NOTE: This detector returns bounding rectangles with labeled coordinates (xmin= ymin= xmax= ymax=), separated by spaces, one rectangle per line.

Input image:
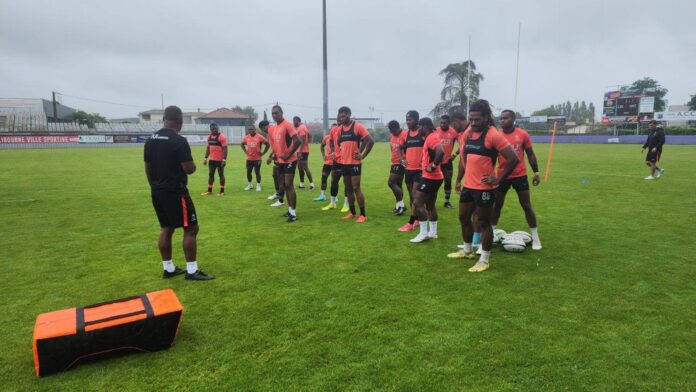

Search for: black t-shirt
xmin=144 ymin=128 xmax=193 ymax=191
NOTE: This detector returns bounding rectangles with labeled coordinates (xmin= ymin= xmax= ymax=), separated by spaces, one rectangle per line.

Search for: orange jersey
xmin=268 ymin=119 xmax=298 ymax=164
xmin=242 ymin=133 xmax=267 ymax=161
xmin=321 ymin=134 xmax=334 ymax=164
xmin=334 ymin=121 xmax=370 ymax=165
xmin=207 ymin=133 xmax=227 ymax=161
xmin=403 ymin=129 xmax=425 ymax=170
xmin=389 ymin=131 xmax=404 ymax=165
xmin=436 ymin=127 xmax=457 ymax=163
xmin=497 ymin=127 xmax=532 ymax=179
xmin=421 ymin=132 xmax=444 ymax=180
xmin=297 ymin=124 xmax=310 ymax=153
xmin=459 ymin=126 xmax=511 ymax=190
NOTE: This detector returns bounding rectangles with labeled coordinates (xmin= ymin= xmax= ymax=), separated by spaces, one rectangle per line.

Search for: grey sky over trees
xmin=1 ymin=0 xmax=694 ymax=122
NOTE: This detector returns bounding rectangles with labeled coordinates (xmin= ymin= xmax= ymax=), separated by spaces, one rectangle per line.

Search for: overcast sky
xmin=1 ymin=0 xmax=694 ymax=122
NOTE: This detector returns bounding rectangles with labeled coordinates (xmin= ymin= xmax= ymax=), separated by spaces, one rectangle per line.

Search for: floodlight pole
xmin=322 ymin=0 xmax=329 ymax=136
xmin=466 ymin=35 xmax=471 ymax=116
xmin=52 ymin=91 xmax=58 ymax=122
xmin=514 ymin=22 xmax=521 ymax=113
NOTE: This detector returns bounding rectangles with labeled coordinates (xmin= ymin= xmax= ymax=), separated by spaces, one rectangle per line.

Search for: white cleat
xmin=644 ymin=175 xmax=654 ymax=180
xmin=532 ymin=240 xmax=542 ymax=250
xmin=256 ymin=184 xmax=262 ymax=191
xmin=410 ymin=233 xmax=429 ymax=243
xmin=428 ymin=233 xmax=438 ymax=239
xmin=267 ymin=193 xmax=279 ymax=200
xmin=244 ymin=185 xmax=252 ymax=191
xmin=476 ymin=246 xmax=483 ymax=255
xmin=270 ymin=200 xmax=284 ymax=207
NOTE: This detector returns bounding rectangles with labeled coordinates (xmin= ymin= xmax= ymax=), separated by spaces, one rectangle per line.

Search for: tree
xmin=630 ymin=77 xmax=668 ymax=112
xmin=72 ymin=110 xmax=107 ymax=128
xmin=688 ymin=95 xmax=696 ymax=111
xmin=263 ymin=110 xmax=268 ymax=122
xmin=430 ymin=61 xmax=484 ymax=117
xmin=232 ymin=105 xmax=258 ymax=123
xmin=588 ymin=102 xmax=596 ymax=122
xmin=531 ymin=106 xmax=558 ymax=117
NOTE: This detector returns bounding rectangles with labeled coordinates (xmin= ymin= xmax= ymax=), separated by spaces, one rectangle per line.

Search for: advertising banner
xmin=530 ymin=115 xmax=547 ymax=123
xmin=113 ymin=135 xmax=131 ymax=143
xmin=79 ymin=135 xmax=107 ymax=143
xmin=654 ymin=111 xmax=696 ymax=121
xmin=0 ymin=135 xmax=79 ymax=144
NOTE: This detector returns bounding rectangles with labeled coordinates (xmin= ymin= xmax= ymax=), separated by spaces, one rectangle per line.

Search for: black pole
xmin=52 ymin=91 xmax=58 ymax=122
xmin=322 ymin=0 xmax=329 ymax=136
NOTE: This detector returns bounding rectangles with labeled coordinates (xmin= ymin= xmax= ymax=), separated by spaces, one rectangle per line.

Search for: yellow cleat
xmin=447 ymin=250 xmax=476 ymax=259
xmin=468 ymin=260 xmax=490 ymax=272
xmin=340 ymin=205 xmax=350 ymax=213
xmin=322 ymin=203 xmax=336 ymax=211
xmin=201 ymin=191 xmax=213 ymax=196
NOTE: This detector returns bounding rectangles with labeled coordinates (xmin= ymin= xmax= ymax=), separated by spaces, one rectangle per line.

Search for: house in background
xmin=138 ymin=109 xmax=205 ymax=124
xmin=195 ymin=108 xmax=252 ymax=127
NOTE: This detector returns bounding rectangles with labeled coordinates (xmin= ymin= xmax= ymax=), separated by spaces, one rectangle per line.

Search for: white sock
xmin=462 ymin=242 xmax=472 ymax=253
xmin=331 ymin=196 xmax=337 ymax=203
xmin=289 ymin=207 xmax=296 ymax=216
xmin=299 ymin=182 xmax=304 ymax=187
xmin=186 ymin=261 xmax=198 ymax=274
xmin=531 ymin=227 xmax=540 ymax=242
xmin=343 ymin=197 xmax=348 ymax=206
xmin=419 ymin=221 xmax=428 ymax=236
xmin=321 ymin=190 xmax=326 ymax=197
xmin=310 ymin=182 xmax=315 ymax=187
xmin=162 ymin=260 xmax=174 ymax=272
xmin=248 ymin=182 xmax=252 ymax=187
xmin=397 ymin=200 xmax=404 ymax=208
xmin=491 ymin=225 xmax=496 ymax=231
xmin=428 ymin=221 xmax=438 ymax=235
xmin=479 ymin=251 xmax=491 ymax=263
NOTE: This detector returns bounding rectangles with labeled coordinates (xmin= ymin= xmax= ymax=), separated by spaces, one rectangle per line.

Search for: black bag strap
xmin=76 ymin=294 xmax=154 ymax=333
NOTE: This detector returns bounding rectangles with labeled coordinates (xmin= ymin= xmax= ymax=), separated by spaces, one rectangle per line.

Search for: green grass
xmin=1 ymin=143 xmax=695 ymax=391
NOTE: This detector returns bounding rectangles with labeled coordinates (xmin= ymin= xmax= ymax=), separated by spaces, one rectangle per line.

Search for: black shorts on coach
xmin=646 ymin=150 xmax=661 ymax=163
xmin=151 ymin=189 xmax=197 ymax=229
xmin=459 ymin=187 xmax=496 ymax=207
xmin=498 ymin=175 xmax=530 ymax=194
xmin=417 ymin=178 xmax=443 ymax=195
xmin=390 ymin=164 xmax=405 ymax=175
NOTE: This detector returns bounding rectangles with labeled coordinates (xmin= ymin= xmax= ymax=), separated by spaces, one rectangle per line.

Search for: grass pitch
xmin=1 ymin=143 xmax=695 ymax=391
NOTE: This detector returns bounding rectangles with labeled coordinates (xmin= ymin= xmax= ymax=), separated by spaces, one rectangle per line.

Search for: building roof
xmin=139 ymin=109 xmax=205 ymax=117
xmin=198 ymin=107 xmax=250 ymax=119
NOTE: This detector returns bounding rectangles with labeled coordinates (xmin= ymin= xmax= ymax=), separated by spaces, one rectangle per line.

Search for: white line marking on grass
xmin=0 ymin=199 xmax=38 ymax=204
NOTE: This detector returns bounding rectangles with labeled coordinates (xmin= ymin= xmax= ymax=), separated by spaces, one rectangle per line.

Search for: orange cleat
xmin=356 ymin=215 xmax=367 ymax=223
xmin=342 ymin=213 xmax=356 ymax=220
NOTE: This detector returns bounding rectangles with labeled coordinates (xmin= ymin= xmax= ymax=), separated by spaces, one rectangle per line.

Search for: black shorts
xmin=416 ymin=178 xmax=443 ymax=195
xmin=209 ymin=160 xmax=224 ymax=170
xmin=390 ymin=164 xmax=405 ymax=175
xmin=405 ymin=169 xmax=422 ymax=185
xmin=459 ymin=187 xmax=496 ymax=207
xmin=440 ymin=161 xmax=454 ymax=172
xmin=498 ymin=176 xmax=529 ymax=194
xmin=322 ymin=164 xmax=333 ymax=176
xmin=151 ymin=189 xmax=197 ymax=229
xmin=342 ymin=164 xmax=362 ymax=177
xmin=246 ymin=160 xmax=262 ymax=169
xmin=278 ymin=162 xmax=297 ymax=174
xmin=646 ymin=150 xmax=661 ymax=163
xmin=299 ymin=152 xmax=310 ymax=161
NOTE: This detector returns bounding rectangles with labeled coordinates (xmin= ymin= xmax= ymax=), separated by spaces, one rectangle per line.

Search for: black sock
xmin=360 ymin=207 xmax=366 ymax=217
xmin=409 ymin=215 xmax=416 ymax=224
xmin=207 ymin=185 xmax=212 ymax=192
xmin=349 ymin=205 xmax=356 ymax=215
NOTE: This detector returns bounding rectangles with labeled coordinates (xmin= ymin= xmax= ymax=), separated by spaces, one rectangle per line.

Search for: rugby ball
xmin=509 ymin=231 xmax=532 ymax=244
xmin=493 ymin=229 xmax=507 ymax=244
xmin=501 ymin=237 xmax=526 ymax=253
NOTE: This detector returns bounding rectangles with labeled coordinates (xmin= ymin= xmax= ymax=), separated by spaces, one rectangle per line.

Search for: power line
xmin=56 ymin=92 xmax=155 ymax=109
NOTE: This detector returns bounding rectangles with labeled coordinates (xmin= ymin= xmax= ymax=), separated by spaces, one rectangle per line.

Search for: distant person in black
xmin=642 ymin=120 xmax=665 ymax=180
xmin=144 ymin=106 xmax=214 ymax=281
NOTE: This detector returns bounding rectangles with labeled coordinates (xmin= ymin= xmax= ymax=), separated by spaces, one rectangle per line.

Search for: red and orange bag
xmin=33 ymin=289 xmax=183 ymax=377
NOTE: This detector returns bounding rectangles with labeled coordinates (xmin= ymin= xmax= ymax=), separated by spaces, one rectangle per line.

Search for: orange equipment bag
xmin=33 ymin=289 xmax=183 ymax=377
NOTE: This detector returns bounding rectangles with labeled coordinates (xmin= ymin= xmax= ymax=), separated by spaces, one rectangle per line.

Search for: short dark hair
xmin=649 ymin=119 xmax=659 ymax=124
xmin=209 ymin=122 xmax=218 ymax=127
xmin=406 ymin=110 xmax=419 ymax=121
xmin=440 ymin=114 xmax=450 ymax=121
xmin=258 ymin=120 xmax=269 ymax=128
xmin=451 ymin=112 xmax=466 ymax=121
xmin=387 ymin=120 xmax=400 ymax=131
xmin=501 ymin=110 xmax=516 ymax=119
xmin=163 ymin=106 xmax=183 ymax=122
xmin=338 ymin=106 xmax=351 ymax=115
xmin=272 ymin=105 xmax=283 ymax=114
xmin=293 ymin=116 xmax=301 ymax=122
xmin=418 ymin=117 xmax=435 ymax=131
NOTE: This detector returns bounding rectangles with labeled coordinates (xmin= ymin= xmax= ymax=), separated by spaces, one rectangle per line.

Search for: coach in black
xmin=641 ymin=120 xmax=666 ymax=180
xmin=144 ymin=106 xmax=214 ymax=281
